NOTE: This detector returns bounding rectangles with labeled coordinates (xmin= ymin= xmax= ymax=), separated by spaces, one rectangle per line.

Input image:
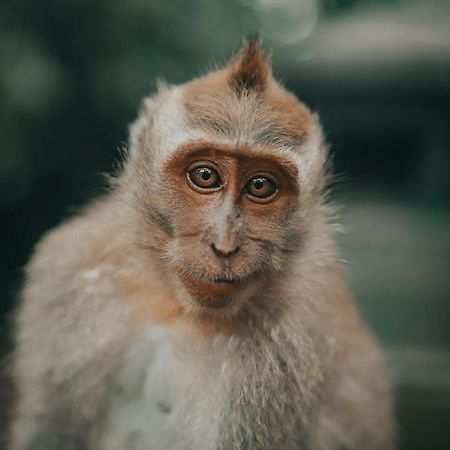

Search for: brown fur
xmin=121 ymin=272 xmax=182 ymax=324
xmin=9 ymin=40 xmax=395 ymax=450
xmin=184 ymin=40 xmax=313 ymax=148
xmin=229 ymin=38 xmax=270 ymax=93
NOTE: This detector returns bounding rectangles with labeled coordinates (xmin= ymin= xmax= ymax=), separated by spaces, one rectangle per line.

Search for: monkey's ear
xmin=228 ymin=38 xmax=271 ymax=94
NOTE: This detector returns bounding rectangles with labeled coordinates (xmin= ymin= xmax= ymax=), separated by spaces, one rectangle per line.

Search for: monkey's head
xmin=120 ymin=40 xmax=328 ymax=318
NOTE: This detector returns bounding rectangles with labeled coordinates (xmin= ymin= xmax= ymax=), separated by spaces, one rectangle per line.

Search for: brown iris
xmin=187 ymin=164 xmax=222 ymax=191
xmin=244 ymin=175 xmax=278 ymax=200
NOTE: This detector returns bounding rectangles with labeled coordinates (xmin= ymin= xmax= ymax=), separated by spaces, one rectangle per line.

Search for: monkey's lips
xmin=178 ymin=271 xmax=248 ymax=308
xmin=205 ymin=275 xmax=243 ymax=285
xmin=177 ymin=266 xmax=248 ymax=284
xmin=186 ymin=272 xmax=248 ymax=287
xmin=186 ymin=273 xmax=243 ymax=287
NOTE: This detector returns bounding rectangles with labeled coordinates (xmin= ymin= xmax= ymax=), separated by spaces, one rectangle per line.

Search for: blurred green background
xmin=1 ymin=0 xmax=449 ymax=448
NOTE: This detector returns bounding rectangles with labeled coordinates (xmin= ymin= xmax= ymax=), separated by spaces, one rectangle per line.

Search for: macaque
xmin=9 ymin=40 xmax=394 ymax=450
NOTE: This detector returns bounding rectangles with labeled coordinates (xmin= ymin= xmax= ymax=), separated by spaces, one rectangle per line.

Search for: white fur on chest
xmin=96 ymin=323 xmax=307 ymax=450
xmin=97 ymin=326 xmax=183 ymax=450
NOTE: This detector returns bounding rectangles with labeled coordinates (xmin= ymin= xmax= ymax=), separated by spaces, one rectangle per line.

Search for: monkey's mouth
xmin=181 ymin=268 xmax=263 ymax=287
xmin=176 ymin=266 xmax=244 ymax=285
xmin=179 ymin=269 xmax=264 ymax=312
xmin=208 ymin=276 xmax=242 ymax=285
xmin=179 ymin=271 xmax=246 ymax=298
xmin=196 ymin=270 xmax=259 ymax=286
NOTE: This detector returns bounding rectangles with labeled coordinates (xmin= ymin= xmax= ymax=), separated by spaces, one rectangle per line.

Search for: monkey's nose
xmin=211 ymin=243 xmax=240 ymax=259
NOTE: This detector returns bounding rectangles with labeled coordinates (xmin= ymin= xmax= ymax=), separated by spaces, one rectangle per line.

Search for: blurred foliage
xmin=0 ymin=0 xmax=407 ymax=300
xmin=0 ymin=0 xmax=449 ymax=448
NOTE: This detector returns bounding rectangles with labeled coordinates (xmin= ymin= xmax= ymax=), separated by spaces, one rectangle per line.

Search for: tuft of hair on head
xmin=228 ymin=37 xmax=271 ymax=95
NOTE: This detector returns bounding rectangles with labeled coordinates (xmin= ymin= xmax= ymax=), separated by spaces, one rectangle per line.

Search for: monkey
xmin=9 ymin=39 xmax=395 ymax=450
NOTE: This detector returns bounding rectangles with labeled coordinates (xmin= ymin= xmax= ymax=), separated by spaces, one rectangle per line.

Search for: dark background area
xmin=1 ymin=0 xmax=449 ymax=448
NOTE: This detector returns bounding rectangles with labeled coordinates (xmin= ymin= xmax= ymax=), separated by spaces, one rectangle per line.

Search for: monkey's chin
xmin=177 ymin=272 xmax=253 ymax=314
xmin=194 ymin=296 xmax=232 ymax=309
xmin=181 ymin=275 xmax=242 ymax=300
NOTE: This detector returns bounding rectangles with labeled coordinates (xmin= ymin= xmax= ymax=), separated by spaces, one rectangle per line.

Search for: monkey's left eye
xmin=244 ymin=176 xmax=278 ymax=201
xmin=187 ymin=165 xmax=222 ymax=191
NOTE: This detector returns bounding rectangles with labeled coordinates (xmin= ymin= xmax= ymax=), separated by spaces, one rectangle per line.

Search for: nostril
xmin=211 ymin=243 xmax=240 ymax=258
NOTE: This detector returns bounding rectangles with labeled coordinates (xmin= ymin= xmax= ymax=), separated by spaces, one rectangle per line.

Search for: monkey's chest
xmin=95 ymin=326 xmax=305 ymax=450
xmin=96 ymin=327 xmax=183 ymax=450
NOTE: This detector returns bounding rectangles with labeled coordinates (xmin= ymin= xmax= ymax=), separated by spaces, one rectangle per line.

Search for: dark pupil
xmin=199 ymin=168 xmax=211 ymax=180
xmin=253 ymin=179 xmax=264 ymax=189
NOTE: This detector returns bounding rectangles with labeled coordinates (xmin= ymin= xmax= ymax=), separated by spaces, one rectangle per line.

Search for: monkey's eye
xmin=187 ymin=165 xmax=222 ymax=191
xmin=244 ymin=176 xmax=278 ymax=201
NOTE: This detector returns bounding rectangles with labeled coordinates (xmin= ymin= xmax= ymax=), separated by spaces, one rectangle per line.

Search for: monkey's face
xmin=161 ymin=142 xmax=301 ymax=311
xmin=125 ymin=40 xmax=326 ymax=316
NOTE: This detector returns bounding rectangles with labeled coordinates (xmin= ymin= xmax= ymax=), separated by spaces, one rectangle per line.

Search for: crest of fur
xmin=229 ymin=38 xmax=270 ymax=94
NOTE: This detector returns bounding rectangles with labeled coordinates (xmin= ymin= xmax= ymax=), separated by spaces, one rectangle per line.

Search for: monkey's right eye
xmin=187 ymin=165 xmax=222 ymax=191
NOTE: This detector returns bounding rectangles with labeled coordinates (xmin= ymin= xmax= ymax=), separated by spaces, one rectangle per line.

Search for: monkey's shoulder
xmin=29 ymin=195 xmax=120 ymax=270
xmin=21 ymin=195 xmax=126 ymax=303
xmin=15 ymin=195 xmax=133 ymax=360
